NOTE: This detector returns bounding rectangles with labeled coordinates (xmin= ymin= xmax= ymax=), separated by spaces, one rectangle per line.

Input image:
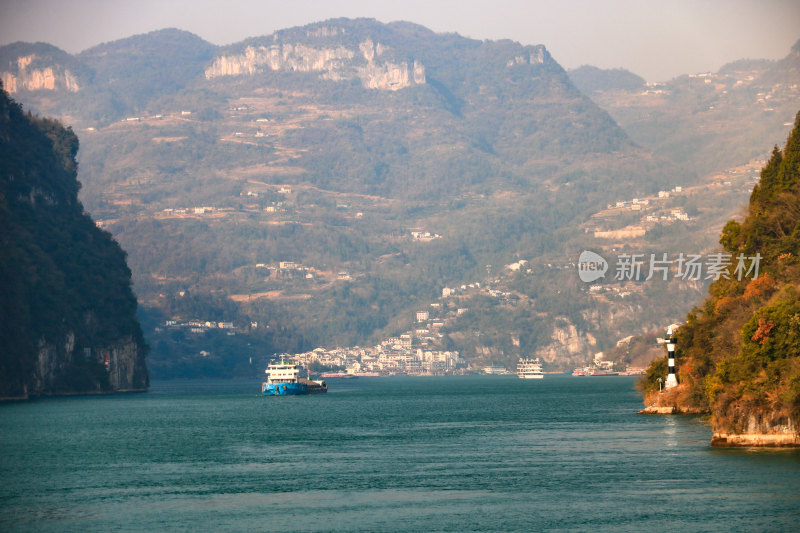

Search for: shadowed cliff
xmin=0 ymin=86 xmax=148 ymax=399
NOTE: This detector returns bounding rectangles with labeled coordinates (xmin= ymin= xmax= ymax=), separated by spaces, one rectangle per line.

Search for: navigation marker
xmin=665 ymin=326 xmax=678 ymax=389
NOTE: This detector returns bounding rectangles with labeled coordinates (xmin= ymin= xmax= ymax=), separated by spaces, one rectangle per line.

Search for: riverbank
xmin=711 ymin=432 xmax=800 ymax=447
xmin=639 ymin=387 xmax=800 ymax=447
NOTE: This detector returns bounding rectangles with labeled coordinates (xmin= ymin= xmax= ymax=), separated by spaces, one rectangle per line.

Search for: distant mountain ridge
xmin=4 ymin=19 xmax=780 ymax=378
xmin=0 ymin=20 xmax=701 ymax=378
xmin=583 ymin=38 xmax=800 ymax=177
xmin=0 ymin=18 xmax=646 ymax=200
xmin=567 ymin=65 xmax=645 ymax=94
xmin=0 ymin=20 xmax=629 ymax=158
xmin=78 ymin=28 xmax=217 ymax=112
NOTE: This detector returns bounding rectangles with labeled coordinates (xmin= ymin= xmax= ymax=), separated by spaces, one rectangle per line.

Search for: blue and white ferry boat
xmin=262 ymin=359 xmax=327 ymax=396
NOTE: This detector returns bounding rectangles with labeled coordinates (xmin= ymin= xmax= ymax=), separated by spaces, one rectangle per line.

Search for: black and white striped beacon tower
xmin=665 ymin=326 xmax=678 ymax=389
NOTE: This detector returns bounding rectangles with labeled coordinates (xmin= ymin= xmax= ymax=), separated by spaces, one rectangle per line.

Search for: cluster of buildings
xmin=284 ymin=290 xmax=494 ymax=375
xmin=286 ymin=273 xmax=536 ymax=375
xmin=253 ymin=261 xmax=352 ymax=281
xmin=289 ymin=336 xmax=465 ymax=376
xmin=588 ymin=285 xmax=633 ymax=298
xmin=606 ymin=185 xmax=685 ymax=215
xmin=410 ymin=230 xmax=441 ymax=241
xmin=161 ymin=206 xmax=217 ymax=215
xmin=122 ymin=111 xmax=187 ymax=123
xmin=646 ymin=209 xmax=689 ymax=222
xmin=589 ymin=185 xmax=692 ymax=238
xmin=159 ymin=319 xmax=244 ymax=335
xmin=441 ymin=282 xmax=513 ymax=301
xmin=240 ymin=191 xmax=287 ymax=212
xmin=442 ymin=283 xmax=479 ymax=298
xmin=252 ymin=261 xmax=318 ymax=280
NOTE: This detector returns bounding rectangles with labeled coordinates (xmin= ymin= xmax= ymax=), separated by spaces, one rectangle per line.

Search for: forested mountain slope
xmin=0 ymin=88 xmax=148 ymax=398
xmin=2 ymin=20 xmax=795 ymax=378
xmin=641 ymin=111 xmax=800 ymax=446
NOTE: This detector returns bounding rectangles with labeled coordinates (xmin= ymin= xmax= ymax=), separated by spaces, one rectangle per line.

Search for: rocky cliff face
xmin=0 ymin=88 xmax=148 ymax=400
xmin=531 ymin=301 xmax=669 ymax=369
xmin=1 ymin=54 xmax=80 ymax=93
xmin=205 ymin=38 xmax=426 ymax=91
xmin=711 ymin=414 xmax=800 ymax=447
xmin=532 ymin=319 xmax=597 ymax=367
xmin=505 ymin=46 xmax=546 ymax=67
xmin=29 ymin=335 xmax=146 ymax=396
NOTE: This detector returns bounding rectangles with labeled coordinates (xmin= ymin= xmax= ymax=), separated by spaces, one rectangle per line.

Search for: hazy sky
xmin=1 ymin=0 xmax=798 ymax=81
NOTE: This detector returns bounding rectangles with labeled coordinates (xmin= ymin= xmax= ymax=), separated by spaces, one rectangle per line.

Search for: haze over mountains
xmin=576 ymin=39 xmax=800 ymax=177
xmin=1 ymin=19 xmax=797 ymax=377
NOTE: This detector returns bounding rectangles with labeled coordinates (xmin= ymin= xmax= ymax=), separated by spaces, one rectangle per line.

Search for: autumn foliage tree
xmin=642 ymin=110 xmax=800 ymax=433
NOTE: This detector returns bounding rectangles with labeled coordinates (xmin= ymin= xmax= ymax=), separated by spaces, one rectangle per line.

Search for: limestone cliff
xmin=505 ymin=46 xmax=546 ymax=67
xmin=0 ymin=88 xmax=148 ymax=399
xmin=29 ymin=334 xmax=147 ymax=397
xmin=0 ymin=44 xmax=84 ymax=94
xmin=531 ymin=300 xmax=671 ymax=370
xmin=205 ymin=37 xmax=426 ymax=91
xmin=532 ymin=319 xmax=597 ymax=367
xmin=711 ymin=415 xmax=800 ymax=447
xmin=0 ymin=54 xmax=80 ymax=93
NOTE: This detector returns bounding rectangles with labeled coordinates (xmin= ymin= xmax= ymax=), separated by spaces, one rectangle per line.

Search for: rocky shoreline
xmin=711 ymin=432 xmax=800 ymax=447
xmin=640 ymin=405 xmax=800 ymax=447
xmin=638 ymin=387 xmax=708 ymax=416
xmin=710 ymin=414 xmax=800 ymax=447
xmin=640 ymin=389 xmax=800 ymax=447
xmin=638 ymin=405 xmax=703 ymax=415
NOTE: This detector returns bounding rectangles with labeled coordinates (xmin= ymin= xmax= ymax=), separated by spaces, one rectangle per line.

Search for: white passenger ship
xmin=517 ymin=357 xmax=544 ymax=379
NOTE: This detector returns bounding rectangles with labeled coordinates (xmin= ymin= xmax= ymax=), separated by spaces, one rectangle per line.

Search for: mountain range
xmin=578 ymin=39 xmax=800 ymax=176
xmin=1 ymin=19 xmax=797 ymax=377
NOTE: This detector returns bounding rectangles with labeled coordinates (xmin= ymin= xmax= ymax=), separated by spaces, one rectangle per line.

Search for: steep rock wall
xmin=26 ymin=334 xmax=147 ymax=397
xmin=532 ymin=319 xmax=597 ymax=367
xmin=102 ymin=337 xmax=149 ymax=391
xmin=205 ymin=39 xmax=426 ymax=91
xmin=1 ymin=55 xmax=80 ymax=93
xmin=0 ymin=88 xmax=148 ymax=400
xmin=712 ymin=415 xmax=800 ymax=447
